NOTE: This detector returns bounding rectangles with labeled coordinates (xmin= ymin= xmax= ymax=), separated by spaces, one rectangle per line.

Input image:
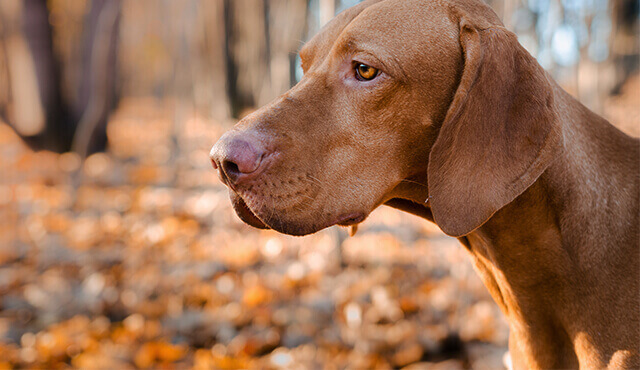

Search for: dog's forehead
xmin=301 ymin=0 xmax=458 ymax=68
xmin=341 ymin=1 xmax=458 ymax=50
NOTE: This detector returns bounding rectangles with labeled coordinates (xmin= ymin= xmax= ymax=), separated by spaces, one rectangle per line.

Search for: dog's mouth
xmin=228 ymin=190 xmax=365 ymax=235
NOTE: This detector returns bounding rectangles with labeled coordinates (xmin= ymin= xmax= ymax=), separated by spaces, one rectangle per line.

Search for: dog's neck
xmin=387 ymin=88 xmax=639 ymax=369
xmin=387 ymin=177 xmax=582 ymax=368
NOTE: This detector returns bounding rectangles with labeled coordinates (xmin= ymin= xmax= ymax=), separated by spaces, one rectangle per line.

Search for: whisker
xmin=291 ymin=204 xmax=307 ymax=213
xmin=300 ymin=193 xmax=315 ymax=202
xmin=266 ymin=199 xmax=277 ymax=225
xmin=306 ymin=174 xmax=324 ymax=186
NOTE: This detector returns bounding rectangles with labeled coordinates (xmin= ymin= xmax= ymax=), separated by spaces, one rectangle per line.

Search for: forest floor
xmin=0 ymin=74 xmax=637 ymax=369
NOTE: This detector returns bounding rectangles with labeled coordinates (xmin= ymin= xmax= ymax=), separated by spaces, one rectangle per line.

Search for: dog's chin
xmin=229 ymin=192 xmax=365 ymax=236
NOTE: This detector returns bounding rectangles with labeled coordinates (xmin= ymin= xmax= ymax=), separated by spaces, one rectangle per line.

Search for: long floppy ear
xmin=427 ymin=20 xmax=561 ymax=237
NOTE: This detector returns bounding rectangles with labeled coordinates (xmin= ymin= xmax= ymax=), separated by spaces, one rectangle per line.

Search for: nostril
xmin=222 ymin=159 xmax=241 ymax=180
xmin=211 ymin=136 xmax=265 ymax=184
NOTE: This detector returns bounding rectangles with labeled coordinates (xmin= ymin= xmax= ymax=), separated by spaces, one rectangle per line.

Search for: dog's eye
xmin=355 ymin=63 xmax=379 ymax=81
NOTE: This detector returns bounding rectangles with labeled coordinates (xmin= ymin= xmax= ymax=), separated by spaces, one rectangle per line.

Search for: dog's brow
xmin=333 ymin=37 xmax=403 ymax=80
xmin=299 ymin=46 xmax=309 ymax=61
xmin=335 ymin=37 xmax=358 ymax=55
xmin=299 ymin=45 xmax=313 ymax=71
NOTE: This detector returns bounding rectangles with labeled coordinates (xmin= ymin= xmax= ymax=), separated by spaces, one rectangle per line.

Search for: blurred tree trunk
xmin=611 ymin=0 xmax=639 ymax=92
xmin=71 ymin=0 xmax=121 ymax=158
xmin=225 ymin=0 xmax=269 ymax=117
xmin=1 ymin=0 xmax=73 ymax=152
xmin=319 ymin=0 xmax=335 ymax=26
xmin=0 ymin=0 xmax=120 ymax=156
xmin=198 ymin=0 xmax=230 ymax=122
xmin=225 ymin=0 xmax=307 ymax=118
xmin=268 ymin=0 xmax=308 ymax=97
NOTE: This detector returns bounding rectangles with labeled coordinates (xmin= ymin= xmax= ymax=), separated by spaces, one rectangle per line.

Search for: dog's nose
xmin=210 ymin=134 xmax=264 ymax=184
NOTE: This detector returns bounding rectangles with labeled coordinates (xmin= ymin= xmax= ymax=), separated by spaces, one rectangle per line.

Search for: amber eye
xmin=355 ymin=63 xmax=379 ymax=81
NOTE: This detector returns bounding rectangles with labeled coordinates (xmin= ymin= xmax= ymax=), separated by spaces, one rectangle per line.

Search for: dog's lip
xmin=335 ymin=213 xmax=365 ymax=226
xmin=230 ymin=192 xmax=270 ymax=230
xmin=229 ymin=189 xmax=365 ymax=234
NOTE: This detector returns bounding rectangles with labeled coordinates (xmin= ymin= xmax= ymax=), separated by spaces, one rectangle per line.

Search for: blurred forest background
xmin=0 ymin=0 xmax=638 ymax=368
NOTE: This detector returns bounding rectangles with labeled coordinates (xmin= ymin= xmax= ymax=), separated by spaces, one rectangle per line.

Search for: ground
xmin=0 ymin=75 xmax=637 ymax=369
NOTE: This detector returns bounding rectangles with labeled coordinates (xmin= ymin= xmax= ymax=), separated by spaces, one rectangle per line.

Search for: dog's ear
xmin=427 ymin=20 xmax=561 ymax=237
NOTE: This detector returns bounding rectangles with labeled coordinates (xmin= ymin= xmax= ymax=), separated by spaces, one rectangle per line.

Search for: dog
xmin=210 ymin=0 xmax=640 ymax=367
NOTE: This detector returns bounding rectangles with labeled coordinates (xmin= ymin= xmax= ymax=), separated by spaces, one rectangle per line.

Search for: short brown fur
xmin=211 ymin=0 xmax=640 ymax=368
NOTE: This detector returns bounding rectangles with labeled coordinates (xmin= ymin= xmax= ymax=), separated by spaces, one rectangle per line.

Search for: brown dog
xmin=210 ymin=0 xmax=640 ymax=368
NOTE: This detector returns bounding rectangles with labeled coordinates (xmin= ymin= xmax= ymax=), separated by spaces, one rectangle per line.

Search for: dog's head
xmin=210 ymin=0 xmax=560 ymax=237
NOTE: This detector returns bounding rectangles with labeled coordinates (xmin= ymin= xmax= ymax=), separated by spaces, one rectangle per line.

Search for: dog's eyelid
xmin=352 ymin=59 xmax=375 ymax=67
xmin=351 ymin=52 xmax=381 ymax=67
